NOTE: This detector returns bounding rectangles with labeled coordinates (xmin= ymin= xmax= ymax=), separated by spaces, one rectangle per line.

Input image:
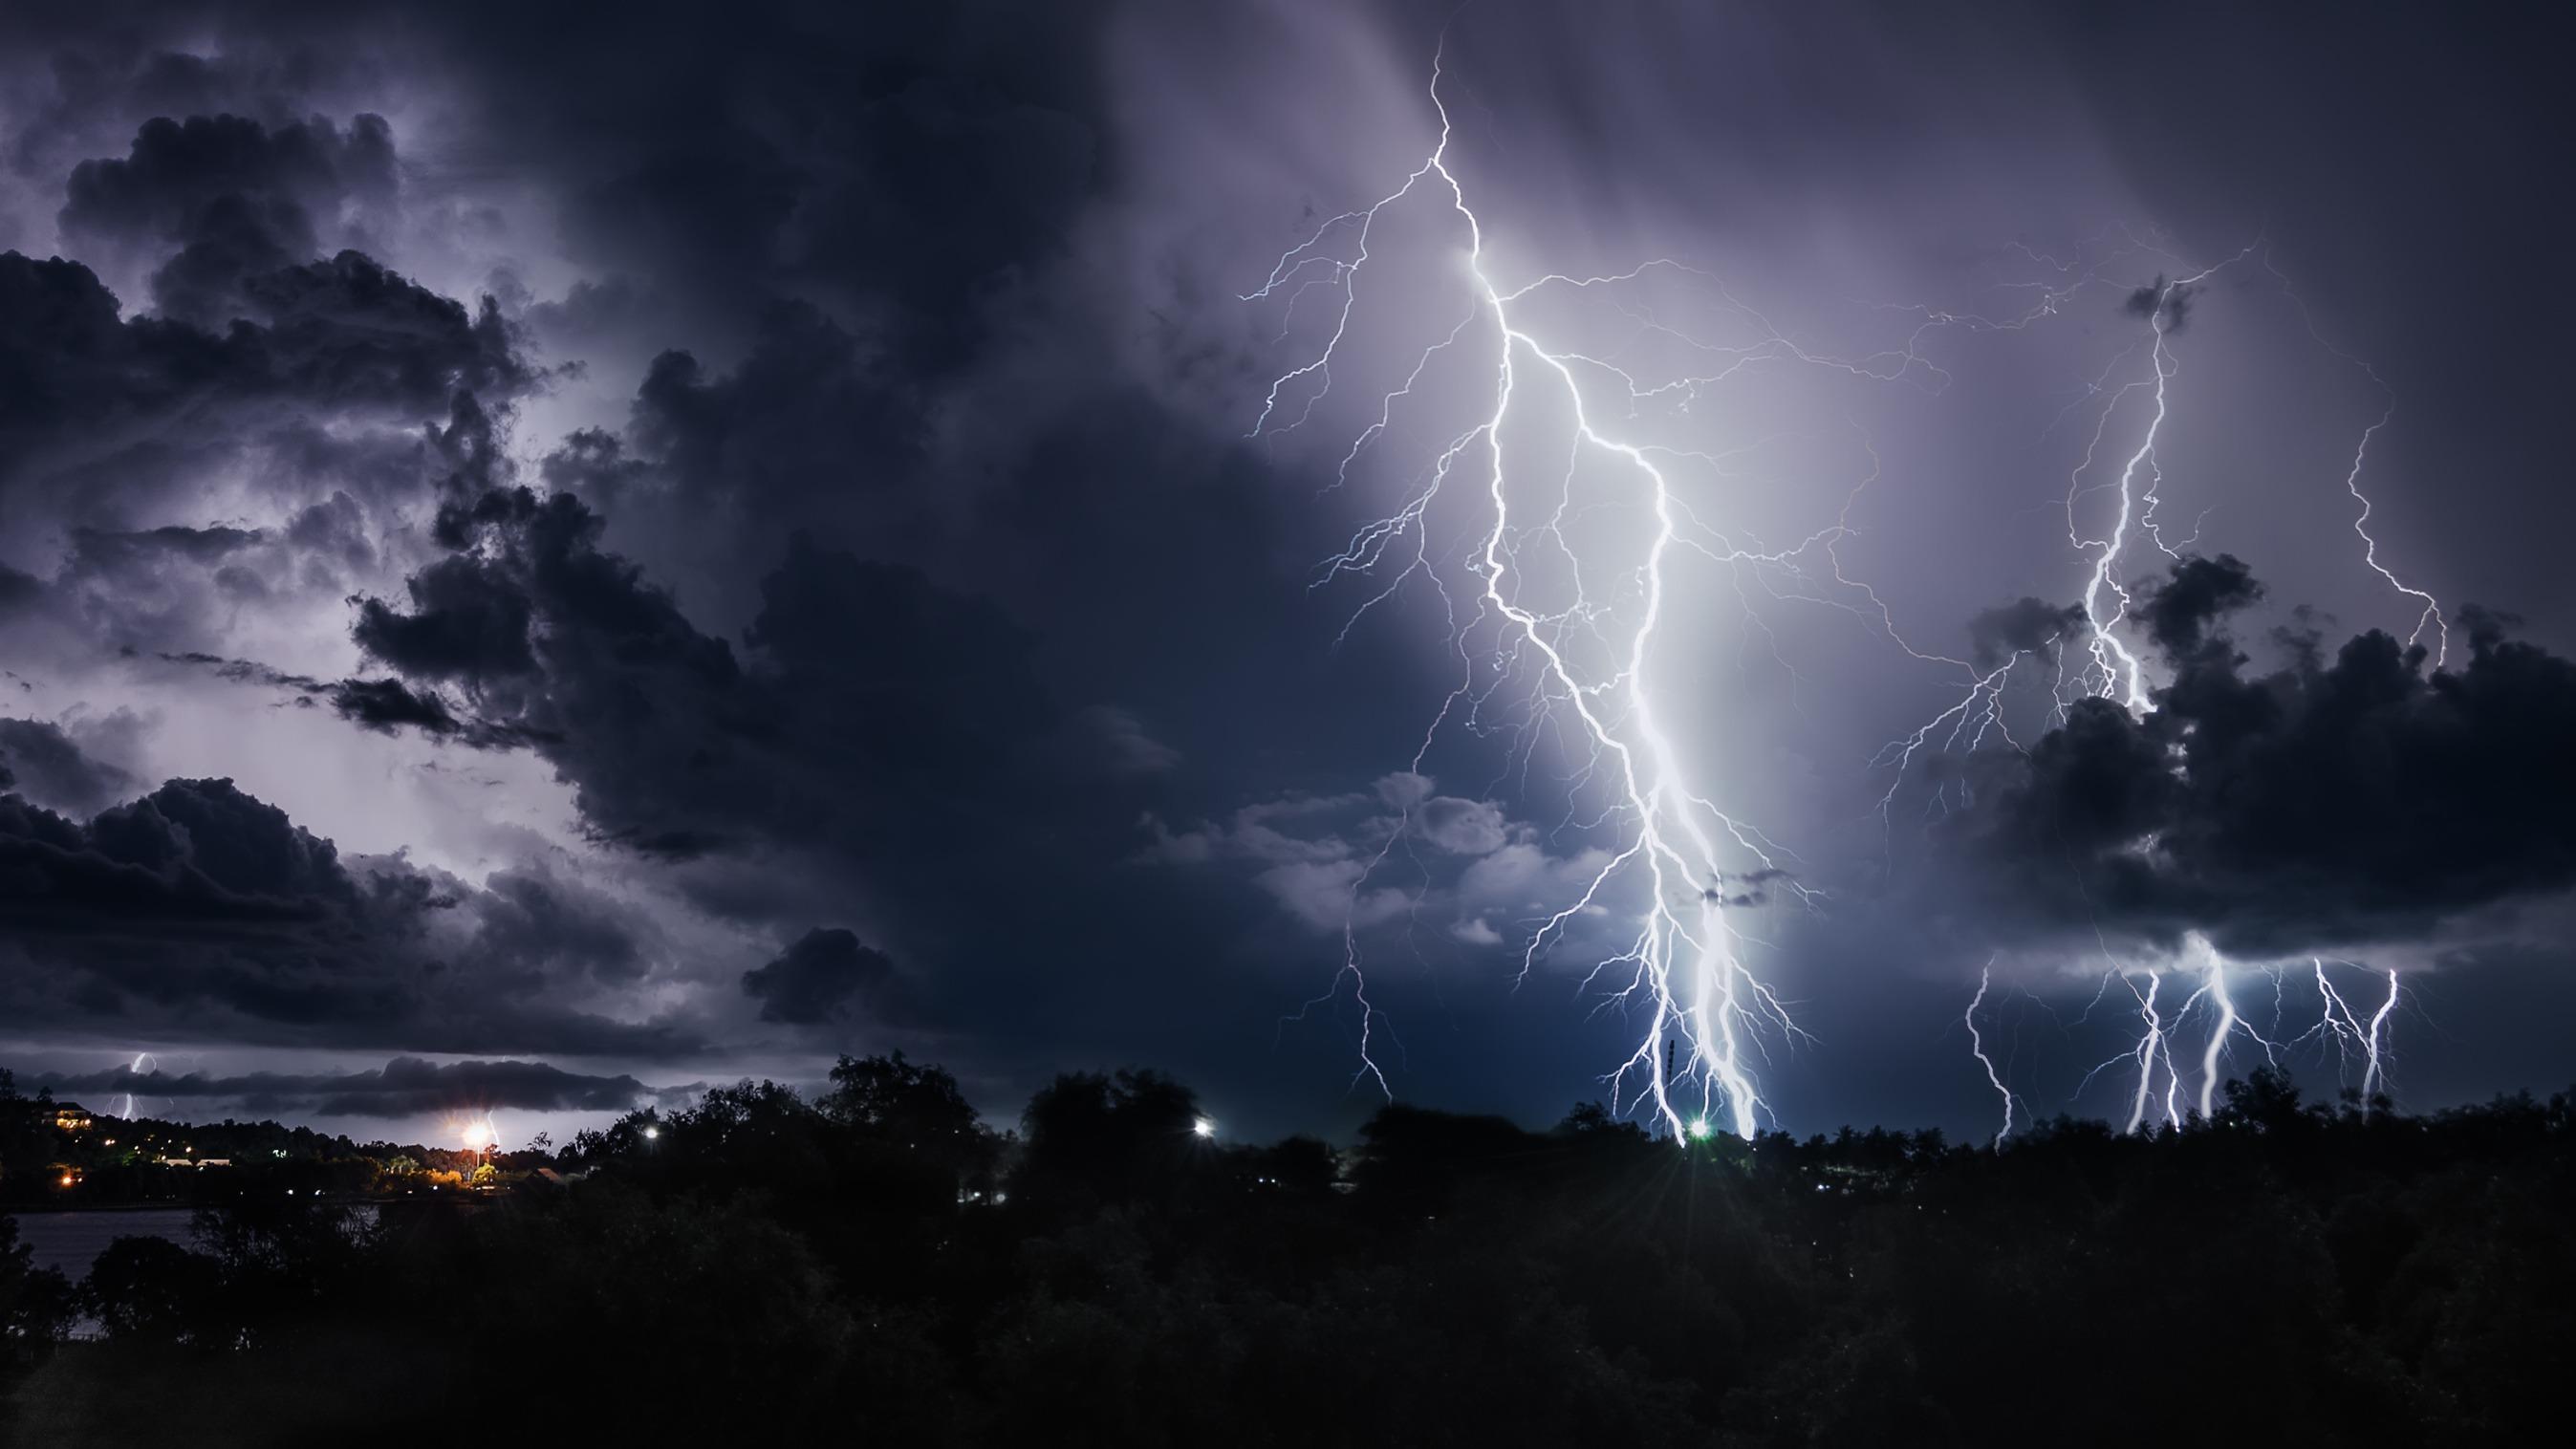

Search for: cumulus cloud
xmin=59 ymin=112 xmax=400 ymax=323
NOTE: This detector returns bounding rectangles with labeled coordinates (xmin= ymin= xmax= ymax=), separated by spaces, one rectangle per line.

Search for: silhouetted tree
xmin=81 ymin=1236 xmax=223 ymax=1345
xmin=821 ymin=1051 xmax=1000 ymax=1202
xmin=1015 ymin=1069 xmax=1205 ymax=1206
xmin=3 ymin=1215 xmax=73 ymax=1387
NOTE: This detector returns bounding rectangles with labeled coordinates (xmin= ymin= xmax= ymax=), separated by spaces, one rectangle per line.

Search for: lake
xmin=9 ymin=1207 xmax=202 ymax=1280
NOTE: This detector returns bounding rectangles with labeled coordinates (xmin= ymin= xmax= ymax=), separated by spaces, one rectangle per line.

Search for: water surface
xmin=9 ymin=1208 xmax=200 ymax=1280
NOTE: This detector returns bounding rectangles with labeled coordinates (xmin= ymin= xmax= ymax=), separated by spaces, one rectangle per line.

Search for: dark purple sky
xmin=2 ymin=0 xmax=2570 ymax=1150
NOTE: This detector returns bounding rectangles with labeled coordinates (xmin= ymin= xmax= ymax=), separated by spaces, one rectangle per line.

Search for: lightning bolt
xmin=1886 ymin=238 xmax=2451 ymax=783
xmin=117 ymin=1050 xmax=157 ymax=1119
xmin=1245 ymin=46 xmax=1931 ymax=1140
xmin=2060 ymin=941 xmax=2397 ymax=1134
xmin=1965 ymin=962 xmax=2018 ymax=1146
xmin=2299 ymin=957 xmax=2400 ymax=1106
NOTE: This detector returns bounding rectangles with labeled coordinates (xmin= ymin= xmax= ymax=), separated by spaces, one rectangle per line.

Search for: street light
xmin=1192 ymin=1116 xmax=1217 ymax=1140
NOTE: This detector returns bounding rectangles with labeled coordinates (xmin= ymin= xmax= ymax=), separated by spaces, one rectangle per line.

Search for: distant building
xmin=53 ymin=1102 xmax=93 ymax=1132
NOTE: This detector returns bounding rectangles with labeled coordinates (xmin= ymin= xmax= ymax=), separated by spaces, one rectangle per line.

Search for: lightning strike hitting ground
xmin=1245 ymin=51 xmax=1931 ymax=1140
xmin=1864 ymin=241 xmax=2445 ymax=1138
xmin=1964 ymin=963 xmax=2018 ymax=1145
xmin=2302 ymin=958 xmax=2400 ymax=1105
xmin=2057 ymin=944 xmax=2399 ymax=1143
xmin=116 ymin=1051 xmax=158 ymax=1120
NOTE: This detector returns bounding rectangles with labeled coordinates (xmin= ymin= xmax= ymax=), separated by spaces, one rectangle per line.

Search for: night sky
xmin=4 ymin=1 xmax=2571 ymax=1151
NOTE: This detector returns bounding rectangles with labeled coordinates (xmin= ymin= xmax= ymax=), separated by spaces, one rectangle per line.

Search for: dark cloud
xmin=0 ymin=249 xmax=529 ymax=539
xmin=463 ymin=5 xmax=1103 ymax=371
xmin=69 ymin=524 xmax=266 ymax=571
xmin=741 ymin=927 xmax=904 ymax=1026
xmin=2121 ymin=274 xmax=2195 ymax=332
xmin=471 ymin=864 xmax=649 ymax=987
xmin=41 ymin=1055 xmax=659 ymax=1117
xmin=611 ymin=303 xmax=929 ymax=558
xmin=1967 ymin=596 xmax=2089 ymax=669
xmin=346 ymin=487 xmax=1144 ymax=907
xmin=0 ymin=774 xmax=697 ymax=1058
xmin=152 ymin=652 xmax=552 ymax=749
xmin=0 ymin=248 xmax=521 ymax=432
xmin=1933 ymin=560 xmax=2576 ymax=954
xmin=354 ymin=555 xmax=539 ymax=681
xmin=0 ymin=717 xmax=136 ymax=816
xmin=2141 ymin=552 xmax=2262 ymax=658
xmin=60 ymin=112 xmax=398 ymax=322
xmin=325 ymin=676 xmax=464 ymax=733
xmin=241 ymin=251 xmax=528 ymax=404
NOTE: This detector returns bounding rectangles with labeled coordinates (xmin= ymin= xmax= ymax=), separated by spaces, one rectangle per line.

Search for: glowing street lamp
xmin=459 ymin=1114 xmax=499 ymax=1182
xmin=1191 ymin=1116 xmax=1217 ymax=1140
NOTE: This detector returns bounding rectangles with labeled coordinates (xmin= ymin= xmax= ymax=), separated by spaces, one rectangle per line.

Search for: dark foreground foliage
xmin=6 ymin=1060 xmax=2573 ymax=1446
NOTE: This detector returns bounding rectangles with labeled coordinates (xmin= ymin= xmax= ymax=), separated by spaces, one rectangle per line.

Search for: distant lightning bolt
xmin=117 ymin=1051 xmax=157 ymax=1119
xmin=1965 ymin=962 xmax=2017 ymax=1145
xmin=2264 ymin=251 xmax=2447 ymax=664
xmin=1872 ymin=244 xmax=2443 ymax=1128
xmin=2114 ymin=971 xmax=2176 ymax=1135
xmin=2057 ymin=943 xmax=2398 ymax=1134
xmin=2302 ymin=958 xmax=2400 ymax=1107
xmin=2339 ymin=405 xmax=2444 ymax=665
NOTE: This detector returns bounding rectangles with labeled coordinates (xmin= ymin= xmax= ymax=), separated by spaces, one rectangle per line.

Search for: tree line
xmin=6 ymin=1056 xmax=2573 ymax=1445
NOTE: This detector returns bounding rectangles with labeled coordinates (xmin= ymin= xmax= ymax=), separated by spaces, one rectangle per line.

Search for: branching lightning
xmin=1245 ymin=49 xmax=1919 ymax=1140
xmin=2301 ymin=958 xmax=2400 ymax=1105
xmin=1872 ymin=244 xmax=2444 ymax=1136
xmin=1250 ymin=45 xmax=2440 ymax=1144
xmin=2053 ymin=942 xmax=2404 ymax=1140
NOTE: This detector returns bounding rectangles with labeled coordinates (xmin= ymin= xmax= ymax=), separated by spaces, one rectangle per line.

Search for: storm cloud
xmin=0 ymin=774 xmax=700 ymax=1058
xmin=741 ymin=928 xmax=908 ymax=1027
xmin=40 ymin=1055 xmax=668 ymax=1118
xmin=0 ymin=0 xmax=2569 ymax=1144
xmin=1928 ymin=560 xmax=2576 ymax=955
